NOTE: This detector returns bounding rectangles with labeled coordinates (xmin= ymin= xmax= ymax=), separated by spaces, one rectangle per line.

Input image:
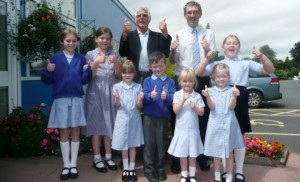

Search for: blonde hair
xmin=222 ymin=34 xmax=240 ymax=48
xmin=211 ymin=63 xmax=230 ymax=80
xmin=122 ymin=60 xmax=136 ymax=76
xmin=178 ymin=68 xmax=198 ymax=89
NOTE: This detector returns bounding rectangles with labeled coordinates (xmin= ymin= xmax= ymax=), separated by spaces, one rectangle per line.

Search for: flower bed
xmin=244 ymin=137 xmax=289 ymax=167
xmin=0 ymin=104 xmax=91 ymax=157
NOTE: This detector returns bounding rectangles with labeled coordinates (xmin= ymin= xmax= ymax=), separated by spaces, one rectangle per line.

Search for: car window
xmin=249 ymin=73 xmax=270 ymax=78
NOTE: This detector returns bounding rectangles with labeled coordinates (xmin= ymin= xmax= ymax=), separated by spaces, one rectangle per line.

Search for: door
xmin=0 ymin=0 xmax=9 ymax=118
xmin=0 ymin=0 xmax=18 ymax=118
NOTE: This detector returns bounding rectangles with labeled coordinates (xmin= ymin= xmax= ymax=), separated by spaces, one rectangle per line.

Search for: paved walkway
xmin=0 ymin=152 xmax=299 ymax=182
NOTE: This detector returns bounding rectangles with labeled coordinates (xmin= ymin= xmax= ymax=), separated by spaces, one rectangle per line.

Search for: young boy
xmin=142 ymin=51 xmax=176 ymax=182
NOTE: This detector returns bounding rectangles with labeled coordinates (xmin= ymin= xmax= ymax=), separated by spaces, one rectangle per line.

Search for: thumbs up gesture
xmin=252 ymin=46 xmax=263 ymax=58
xmin=150 ymin=85 xmax=157 ymax=99
xmin=113 ymin=89 xmax=120 ymax=99
xmin=159 ymin=18 xmax=168 ymax=37
xmin=202 ymin=85 xmax=209 ymax=97
xmin=83 ymin=62 xmax=89 ymax=71
xmin=232 ymin=85 xmax=240 ymax=97
xmin=122 ymin=18 xmax=132 ymax=39
xmin=161 ymin=86 xmax=167 ymax=100
xmin=183 ymin=91 xmax=190 ymax=101
xmin=170 ymin=34 xmax=179 ymax=51
xmin=46 ymin=59 xmax=55 ymax=72
xmin=94 ymin=53 xmax=105 ymax=65
xmin=138 ymin=89 xmax=144 ymax=100
xmin=201 ymin=35 xmax=210 ymax=54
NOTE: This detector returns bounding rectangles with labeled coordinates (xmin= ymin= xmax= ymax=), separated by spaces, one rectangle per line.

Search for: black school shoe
xmin=60 ymin=167 xmax=70 ymax=180
xmin=105 ymin=159 xmax=118 ymax=170
xmin=93 ymin=160 xmax=108 ymax=173
xmin=69 ymin=167 xmax=78 ymax=179
xmin=235 ymin=173 xmax=246 ymax=182
xmin=129 ymin=170 xmax=138 ymax=182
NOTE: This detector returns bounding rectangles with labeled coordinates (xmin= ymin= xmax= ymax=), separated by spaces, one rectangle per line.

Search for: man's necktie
xmin=192 ymin=28 xmax=200 ymax=69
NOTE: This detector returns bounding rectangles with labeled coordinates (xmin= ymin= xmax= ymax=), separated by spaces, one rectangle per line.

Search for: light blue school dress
xmin=111 ymin=81 xmax=144 ymax=150
xmin=168 ymin=89 xmax=205 ymax=157
xmin=204 ymin=86 xmax=245 ymax=158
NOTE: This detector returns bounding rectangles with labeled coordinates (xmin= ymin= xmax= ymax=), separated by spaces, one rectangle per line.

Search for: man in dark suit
xmin=119 ymin=7 xmax=172 ymax=83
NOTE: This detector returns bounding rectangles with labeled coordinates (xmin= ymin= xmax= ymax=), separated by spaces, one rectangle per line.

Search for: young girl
xmin=167 ymin=68 xmax=205 ymax=182
xmin=202 ymin=63 xmax=245 ymax=182
xmin=82 ymin=27 xmax=122 ymax=173
xmin=196 ymin=34 xmax=275 ymax=182
xmin=41 ymin=28 xmax=92 ymax=180
xmin=111 ymin=60 xmax=144 ymax=182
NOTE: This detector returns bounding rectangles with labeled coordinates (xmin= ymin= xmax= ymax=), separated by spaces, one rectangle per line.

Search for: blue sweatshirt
xmin=41 ymin=52 xmax=92 ymax=99
xmin=143 ymin=74 xmax=176 ymax=117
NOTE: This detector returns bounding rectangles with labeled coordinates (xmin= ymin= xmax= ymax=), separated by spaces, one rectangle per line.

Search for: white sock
xmin=105 ymin=153 xmax=112 ymax=160
xmin=94 ymin=154 xmax=101 ymax=161
xmin=94 ymin=155 xmax=104 ymax=168
xmin=181 ymin=170 xmax=188 ymax=177
xmin=122 ymin=158 xmax=129 ymax=170
xmin=105 ymin=153 xmax=115 ymax=166
xmin=70 ymin=141 xmax=79 ymax=168
xmin=189 ymin=166 xmax=196 ymax=177
xmin=129 ymin=162 xmax=135 ymax=170
xmin=60 ymin=141 xmax=70 ymax=168
xmin=226 ymin=174 xmax=233 ymax=182
xmin=234 ymin=147 xmax=245 ymax=177
xmin=214 ymin=171 xmax=221 ymax=181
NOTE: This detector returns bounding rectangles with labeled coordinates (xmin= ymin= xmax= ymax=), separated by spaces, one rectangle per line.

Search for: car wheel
xmin=248 ymin=90 xmax=262 ymax=108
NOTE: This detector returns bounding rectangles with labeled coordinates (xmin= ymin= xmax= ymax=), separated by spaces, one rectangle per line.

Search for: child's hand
xmin=190 ymin=101 xmax=196 ymax=109
xmin=183 ymin=91 xmax=190 ymax=100
xmin=108 ymin=54 xmax=118 ymax=64
xmin=83 ymin=62 xmax=89 ymax=71
xmin=206 ymin=50 xmax=216 ymax=62
xmin=94 ymin=54 xmax=105 ymax=65
xmin=161 ymin=86 xmax=167 ymax=100
xmin=202 ymin=85 xmax=209 ymax=97
xmin=232 ymin=85 xmax=240 ymax=97
xmin=46 ymin=59 xmax=55 ymax=72
xmin=252 ymin=46 xmax=263 ymax=58
xmin=138 ymin=89 xmax=144 ymax=100
xmin=150 ymin=85 xmax=157 ymax=99
xmin=113 ymin=89 xmax=120 ymax=99
xmin=170 ymin=34 xmax=179 ymax=50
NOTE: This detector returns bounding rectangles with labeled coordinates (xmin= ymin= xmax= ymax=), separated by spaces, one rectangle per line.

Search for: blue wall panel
xmin=21 ymin=80 xmax=53 ymax=111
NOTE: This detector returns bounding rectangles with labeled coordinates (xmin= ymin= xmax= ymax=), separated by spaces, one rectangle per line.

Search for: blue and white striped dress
xmin=204 ymin=86 xmax=245 ymax=158
xmin=111 ymin=81 xmax=144 ymax=150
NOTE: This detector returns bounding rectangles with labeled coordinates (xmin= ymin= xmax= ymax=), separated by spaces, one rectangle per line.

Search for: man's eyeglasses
xmin=186 ymin=11 xmax=200 ymax=16
xmin=136 ymin=14 xmax=148 ymax=18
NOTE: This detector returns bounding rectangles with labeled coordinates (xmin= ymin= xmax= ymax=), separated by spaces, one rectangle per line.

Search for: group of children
xmin=41 ymin=27 xmax=274 ymax=182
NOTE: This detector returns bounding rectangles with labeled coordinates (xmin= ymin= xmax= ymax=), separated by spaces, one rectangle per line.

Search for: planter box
xmin=244 ymin=149 xmax=289 ymax=167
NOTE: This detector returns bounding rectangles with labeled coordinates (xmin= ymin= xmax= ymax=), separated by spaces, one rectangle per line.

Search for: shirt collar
xmin=188 ymin=26 xmax=200 ymax=34
xmin=212 ymin=85 xmax=231 ymax=92
xmin=224 ymin=56 xmax=240 ymax=61
xmin=137 ymin=29 xmax=149 ymax=35
xmin=151 ymin=74 xmax=167 ymax=81
xmin=96 ymin=48 xmax=113 ymax=56
xmin=121 ymin=81 xmax=135 ymax=89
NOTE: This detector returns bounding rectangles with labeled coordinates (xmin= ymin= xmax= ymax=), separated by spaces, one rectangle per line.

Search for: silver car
xmin=247 ymin=73 xmax=282 ymax=108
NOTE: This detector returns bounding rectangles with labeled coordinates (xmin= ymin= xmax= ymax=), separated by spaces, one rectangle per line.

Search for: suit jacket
xmin=119 ymin=29 xmax=172 ymax=74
